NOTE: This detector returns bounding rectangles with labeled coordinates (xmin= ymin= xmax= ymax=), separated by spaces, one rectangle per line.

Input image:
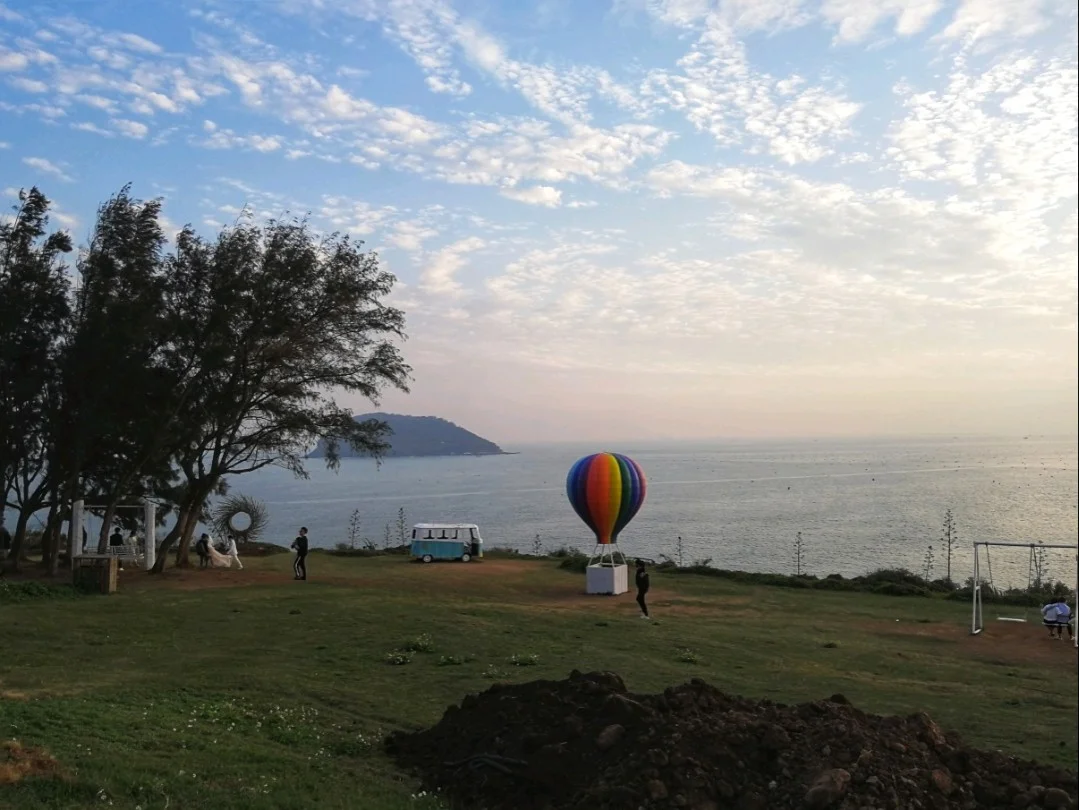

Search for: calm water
xmin=181 ymin=436 xmax=1078 ymax=589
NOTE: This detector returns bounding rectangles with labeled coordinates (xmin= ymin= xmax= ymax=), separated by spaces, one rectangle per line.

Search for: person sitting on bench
xmin=1041 ymin=598 xmax=1074 ymax=640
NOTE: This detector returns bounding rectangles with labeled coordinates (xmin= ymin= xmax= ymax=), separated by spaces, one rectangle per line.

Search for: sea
xmin=151 ymin=435 xmax=1077 ymax=590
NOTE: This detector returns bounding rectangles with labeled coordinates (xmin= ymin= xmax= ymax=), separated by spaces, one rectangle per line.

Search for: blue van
xmin=411 ymin=523 xmax=484 ymax=563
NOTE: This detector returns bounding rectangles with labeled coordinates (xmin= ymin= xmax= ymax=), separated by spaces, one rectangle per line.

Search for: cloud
xmin=420 ymin=236 xmax=486 ymax=296
xmin=0 ymin=49 xmax=29 ymax=71
xmin=111 ymin=118 xmax=149 ymax=138
xmin=1 ymin=0 xmax=1075 ymax=438
xmin=21 ymin=156 xmax=72 ymax=182
xmin=7 ymin=76 xmax=48 ymax=93
xmin=499 ymin=185 xmax=562 ymax=207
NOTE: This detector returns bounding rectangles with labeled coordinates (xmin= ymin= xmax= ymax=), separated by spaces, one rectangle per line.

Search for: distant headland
xmin=308 ymin=413 xmax=515 ymax=459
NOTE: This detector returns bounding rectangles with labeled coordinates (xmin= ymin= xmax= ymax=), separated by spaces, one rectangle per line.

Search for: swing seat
xmin=996 ymin=617 xmax=1027 ymax=623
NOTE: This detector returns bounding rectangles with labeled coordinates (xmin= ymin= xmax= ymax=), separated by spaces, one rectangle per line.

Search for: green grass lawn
xmin=1 ymin=553 xmax=1076 ymax=810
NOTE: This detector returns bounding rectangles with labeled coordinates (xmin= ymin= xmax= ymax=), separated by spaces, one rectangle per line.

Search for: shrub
xmin=557 ymin=550 xmax=589 ymax=573
xmin=384 ymin=651 xmax=412 ymax=666
xmin=0 ymin=580 xmax=81 ymax=603
xmin=509 ymin=654 xmax=539 ymax=667
xmin=676 ymin=648 xmax=701 ymax=664
xmin=403 ymin=634 xmax=434 ymax=653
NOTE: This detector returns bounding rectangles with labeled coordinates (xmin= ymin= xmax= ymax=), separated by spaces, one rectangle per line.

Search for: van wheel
xmin=421 ymin=554 xmax=433 ymax=564
xmin=461 ymin=553 xmax=471 ymax=563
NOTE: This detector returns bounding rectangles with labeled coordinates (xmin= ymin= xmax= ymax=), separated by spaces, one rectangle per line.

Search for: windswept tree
xmin=151 ymin=217 xmax=411 ymax=571
xmin=54 ymin=187 xmax=196 ymax=555
xmin=0 ymin=188 xmax=73 ymax=571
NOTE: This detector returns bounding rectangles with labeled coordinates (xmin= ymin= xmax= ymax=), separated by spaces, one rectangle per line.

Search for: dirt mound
xmin=386 ymin=671 xmax=1078 ymax=810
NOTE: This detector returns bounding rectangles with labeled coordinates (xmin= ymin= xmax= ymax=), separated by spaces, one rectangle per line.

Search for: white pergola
xmin=69 ymin=499 xmax=157 ymax=571
xmin=971 ymin=541 xmax=1078 ymax=648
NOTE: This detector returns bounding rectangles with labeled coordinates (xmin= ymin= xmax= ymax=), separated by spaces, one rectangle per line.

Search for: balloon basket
xmin=585 ymin=544 xmax=628 ymax=595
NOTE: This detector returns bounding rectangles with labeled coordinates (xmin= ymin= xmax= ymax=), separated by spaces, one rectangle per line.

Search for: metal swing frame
xmin=971 ymin=541 xmax=1078 ymax=648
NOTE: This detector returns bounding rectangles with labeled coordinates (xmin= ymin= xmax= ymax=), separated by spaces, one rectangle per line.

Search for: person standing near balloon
xmin=635 ymin=559 xmax=651 ymax=619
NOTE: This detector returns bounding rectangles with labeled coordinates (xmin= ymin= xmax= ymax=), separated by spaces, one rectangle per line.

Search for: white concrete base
xmin=586 ymin=563 xmax=628 ymax=595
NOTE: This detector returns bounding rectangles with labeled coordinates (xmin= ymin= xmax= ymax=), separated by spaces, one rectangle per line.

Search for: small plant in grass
xmin=385 ymin=650 xmax=413 ymax=665
xmin=793 ymin=531 xmax=807 ymax=576
xmin=509 ymin=653 xmax=539 ymax=667
xmin=403 ymin=633 xmax=435 ymax=653
xmin=921 ymin=544 xmax=935 ymax=584
xmin=676 ymin=648 xmax=701 ymax=664
xmin=676 ymin=535 xmax=685 ymax=567
xmin=438 ymin=654 xmax=466 ymax=666
xmin=482 ymin=664 xmax=507 ymax=679
xmin=531 ymin=533 xmax=543 ymax=556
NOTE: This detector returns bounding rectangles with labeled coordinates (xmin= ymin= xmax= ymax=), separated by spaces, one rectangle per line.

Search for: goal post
xmin=971 ymin=541 xmax=1078 ymax=648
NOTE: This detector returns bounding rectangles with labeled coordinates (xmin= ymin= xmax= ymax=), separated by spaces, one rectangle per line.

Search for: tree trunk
xmin=153 ymin=501 xmax=199 ymax=573
xmin=97 ymin=498 xmax=120 ymax=553
xmin=151 ymin=521 xmax=184 ymax=574
xmin=177 ymin=516 xmax=200 ymax=568
xmin=44 ymin=501 xmax=63 ymax=576
xmin=5 ymin=509 xmax=32 ymax=573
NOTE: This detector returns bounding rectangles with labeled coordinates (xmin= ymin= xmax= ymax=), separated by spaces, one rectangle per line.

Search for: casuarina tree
xmin=0 ymin=188 xmax=73 ymax=571
xmin=151 ymin=216 xmax=411 ymax=571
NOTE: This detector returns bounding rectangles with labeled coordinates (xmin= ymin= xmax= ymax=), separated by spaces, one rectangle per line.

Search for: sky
xmin=1 ymin=0 xmax=1077 ymax=445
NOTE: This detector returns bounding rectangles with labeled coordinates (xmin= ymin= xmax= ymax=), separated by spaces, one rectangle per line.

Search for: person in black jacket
xmin=291 ymin=527 xmax=309 ymax=580
xmin=635 ymin=559 xmax=650 ymax=619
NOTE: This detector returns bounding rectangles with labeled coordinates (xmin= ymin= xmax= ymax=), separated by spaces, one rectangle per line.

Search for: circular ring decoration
xmin=212 ymin=494 xmax=268 ymax=545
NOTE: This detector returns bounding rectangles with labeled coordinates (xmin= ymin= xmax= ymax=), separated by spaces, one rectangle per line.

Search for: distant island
xmin=309 ymin=413 xmax=513 ymax=459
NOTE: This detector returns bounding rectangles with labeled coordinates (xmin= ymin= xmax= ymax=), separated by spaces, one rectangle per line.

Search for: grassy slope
xmin=1 ymin=554 xmax=1075 ymax=810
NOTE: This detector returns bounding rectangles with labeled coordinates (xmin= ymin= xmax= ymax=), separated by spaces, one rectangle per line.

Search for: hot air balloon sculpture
xmin=566 ymin=452 xmax=647 ymax=595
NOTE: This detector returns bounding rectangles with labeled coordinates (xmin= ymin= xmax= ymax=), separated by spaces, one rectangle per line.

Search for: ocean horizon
xmin=8 ymin=435 xmax=1076 ymax=590
xmin=183 ymin=435 xmax=1078 ymax=590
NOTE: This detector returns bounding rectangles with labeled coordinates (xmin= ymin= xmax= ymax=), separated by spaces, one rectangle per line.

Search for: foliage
xmin=941 ymin=509 xmax=959 ymax=584
xmin=0 ymin=579 xmax=81 ymax=604
xmin=675 ymin=648 xmax=701 ymax=664
xmin=395 ymin=507 xmax=408 ymax=546
xmin=508 ymin=653 xmax=539 ymax=667
xmin=1 ymin=184 xmax=411 ymax=574
xmin=403 ymin=634 xmax=435 ymax=653
xmin=921 ymin=544 xmax=935 ymax=584
xmin=793 ymin=531 xmax=807 ymax=576
xmin=0 ymin=187 xmax=73 ymax=571
xmin=346 ymin=509 xmax=362 ymax=551
xmin=556 ymin=548 xmax=590 ymax=573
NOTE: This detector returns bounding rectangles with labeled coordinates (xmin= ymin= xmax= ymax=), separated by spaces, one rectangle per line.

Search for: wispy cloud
xmin=22 ymin=156 xmax=73 ymax=182
xmin=0 ymin=0 xmax=1073 ymax=438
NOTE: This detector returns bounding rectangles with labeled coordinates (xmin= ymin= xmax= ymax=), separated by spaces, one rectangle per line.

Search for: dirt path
xmin=874 ymin=617 xmax=1078 ymax=667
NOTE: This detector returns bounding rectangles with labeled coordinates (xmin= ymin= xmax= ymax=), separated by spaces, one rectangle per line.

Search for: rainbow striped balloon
xmin=566 ymin=453 xmax=647 ymax=545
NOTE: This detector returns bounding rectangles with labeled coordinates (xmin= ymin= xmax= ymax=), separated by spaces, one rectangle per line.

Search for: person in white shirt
xmin=1041 ymin=598 xmax=1073 ymax=640
xmin=224 ymin=533 xmax=243 ymax=570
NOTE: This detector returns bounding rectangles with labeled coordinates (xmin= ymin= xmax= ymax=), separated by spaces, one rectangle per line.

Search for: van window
xmin=438 ymin=530 xmax=447 ymax=539
xmin=411 ymin=529 xmax=416 ymax=540
xmin=450 ymin=529 xmax=459 ymax=540
xmin=423 ymin=530 xmax=433 ymax=540
xmin=470 ymin=528 xmax=477 ymax=541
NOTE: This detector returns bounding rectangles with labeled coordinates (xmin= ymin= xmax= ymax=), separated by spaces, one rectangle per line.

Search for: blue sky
xmin=2 ymin=0 xmax=1077 ymax=443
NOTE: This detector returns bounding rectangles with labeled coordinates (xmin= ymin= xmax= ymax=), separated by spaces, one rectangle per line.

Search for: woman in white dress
xmin=205 ymin=536 xmax=233 ymax=568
